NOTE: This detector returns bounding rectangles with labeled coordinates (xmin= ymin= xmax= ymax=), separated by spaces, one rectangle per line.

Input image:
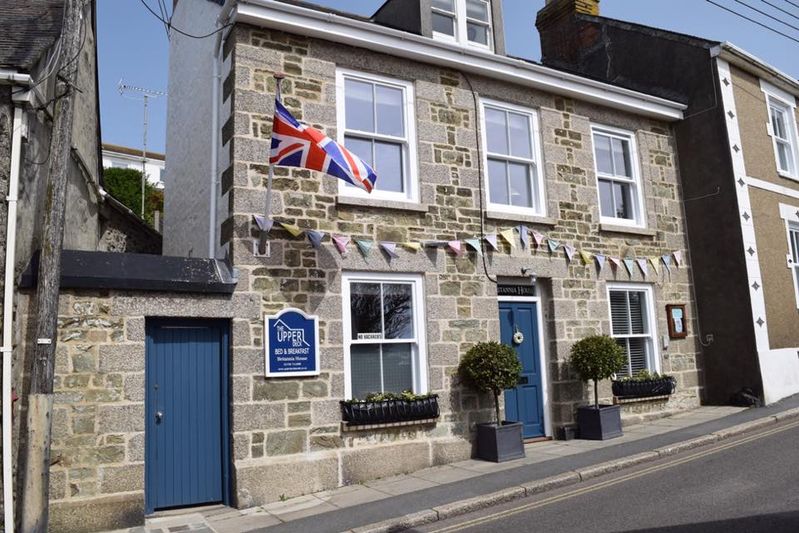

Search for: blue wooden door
xmin=145 ymin=319 xmax=230 ymax=514
xmin=500 ymin=302 xmax=545 ymax=438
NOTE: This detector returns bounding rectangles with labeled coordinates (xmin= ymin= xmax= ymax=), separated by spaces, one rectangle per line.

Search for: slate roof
xmin=0 ymin=0 xmax=65 ymax=71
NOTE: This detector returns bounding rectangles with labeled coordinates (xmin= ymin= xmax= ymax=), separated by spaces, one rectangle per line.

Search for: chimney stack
xmin=536 ymin=0 xmax=601 ymax=69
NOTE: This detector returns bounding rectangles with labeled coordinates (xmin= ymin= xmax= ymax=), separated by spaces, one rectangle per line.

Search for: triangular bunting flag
xmin=332 ymin=234 xmax=350 ymax=255
xmin=306 ymin=230 xmax=326 ymax=248
xmin=279 ymin=222 xmax=303 ymax=237
xmin=547 ymin=239 xmax=560 ymax=254
xmin=672 ymin=250 xmax=683 ymax=267
xmin=485 ymin=233 xmax=499 ymax=251
xmin=500 ymin=229 xmax=517 ymax=248
xmin=465 ymin=238 xmax=482 ymax=255
xmin=518 ymin=225 xmax=530 ymax=250
xmin=531 ymin=231 xmax=544 ymax=248
xmin=253 ymin=215 xmax=274 ymax=233
xmin=649 ymin=257 xmax=661 ymax=276
xmin=595 ymin=254 xmax=606 ymax=272
xmin=661 ymin=254 xmax=672 ymax=274
xmin=447 ymin=240 xmax=463 ymax=256
xmin=636 ymin=258 xmax=648 ymax=277
xmin=623 ymin=258 xmax=635 ymax=277
xmin=402 ymin=242 xmax=422 ymax=252
xmin=380 ymin=241 xmax=399 ymax=259
xmin=579 ymin=250 xmax=593 ymax=265
xmin=609 ymin=256 xmax=621 ymax=271
xmin=564 ymin=244 xmax=576 ymax=262
xmin=356 ymin=239 xmax=373 ymax=257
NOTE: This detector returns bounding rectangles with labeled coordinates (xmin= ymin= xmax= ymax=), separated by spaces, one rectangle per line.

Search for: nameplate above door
xmin=497 ymin=285 xmax=536 ymax=297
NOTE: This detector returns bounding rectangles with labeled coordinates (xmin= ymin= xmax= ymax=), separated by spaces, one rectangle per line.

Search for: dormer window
xmin=432 ymin=0 xmax=492 ymax=49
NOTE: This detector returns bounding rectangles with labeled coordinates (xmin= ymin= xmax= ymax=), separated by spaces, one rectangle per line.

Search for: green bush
xmin=458 ymin=341 xmax=522 ymax=425
xmin=570 ymin=335 xmax=626 ymax=408
xmin=103 ymin=167 xmax=163 ymax=227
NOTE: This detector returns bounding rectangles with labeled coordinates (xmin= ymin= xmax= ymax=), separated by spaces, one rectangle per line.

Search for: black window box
xmin=340 ymin=396 xmax=440 ymax=424
xmin=612 ymin=377 xmax=677 ymax=399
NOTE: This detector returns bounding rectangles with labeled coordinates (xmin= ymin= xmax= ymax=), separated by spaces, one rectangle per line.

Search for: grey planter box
xmin=577 ymin=404 xmax=622 ymax=440
xmin=476 ymin=421 xmax=525 ymax=462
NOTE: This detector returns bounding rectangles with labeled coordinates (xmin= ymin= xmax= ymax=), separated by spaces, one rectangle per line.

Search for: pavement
xmin=417 ymin=416 xmax=799 ymax=532
xmin=111 ymin=393 xmax=799 ymax=533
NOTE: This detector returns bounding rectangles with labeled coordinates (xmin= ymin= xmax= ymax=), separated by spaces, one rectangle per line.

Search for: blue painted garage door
xmin=145 ymin=319 xmax=230 ymax=514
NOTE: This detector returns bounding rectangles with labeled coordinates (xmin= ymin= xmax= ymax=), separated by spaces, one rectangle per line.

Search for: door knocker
xmin=512 ymin=324 xmax=524 ymax=345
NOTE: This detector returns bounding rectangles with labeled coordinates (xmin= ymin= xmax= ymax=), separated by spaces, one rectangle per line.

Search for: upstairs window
xmin=481 ymin=99 xmax=545 ymax=215
xmin=769 ymin=99 xmax=798 ymax=178
xmin=432 ymin=0 xmax=492 ymax=49
xmin=761 ymin=79 xmax=799 ymax=180
xmin=592 ymin=126 xmax=645 ymax=227
xmin=336 ymin=69 xmax=418 ymax=202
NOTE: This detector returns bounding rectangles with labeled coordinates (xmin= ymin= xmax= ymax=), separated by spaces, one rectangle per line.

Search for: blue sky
xmin=98 ymin=0 xmax=799 ymax=153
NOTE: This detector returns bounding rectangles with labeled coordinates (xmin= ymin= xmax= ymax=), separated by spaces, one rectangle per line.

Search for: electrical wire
xmin=705 ymin=0 xmax=799 ymax=44
xmin=782 ymin=0 xmax=799 ymax=11
xmin=731 ymin=0 xmax=799 ymax=31
xmin=156 ymin=0 xmax=172 ymax=41
xmin=138 ymin=0 xmax=232 ymax=39
xmin=462 ymin=71 xmax=498 ymax=284
xmin=761 ymin=0 xmax=799 ymax=21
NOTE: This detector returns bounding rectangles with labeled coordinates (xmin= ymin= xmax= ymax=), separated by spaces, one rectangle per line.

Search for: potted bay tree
xmin=570 ymin=335 xmax=626 ymax=440
xmin=458 ymin=341 xmax=525 ymax=462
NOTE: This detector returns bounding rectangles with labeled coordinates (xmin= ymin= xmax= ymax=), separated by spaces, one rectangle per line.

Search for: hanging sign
xmin=265 ymin=308 xmax=320 ymax=377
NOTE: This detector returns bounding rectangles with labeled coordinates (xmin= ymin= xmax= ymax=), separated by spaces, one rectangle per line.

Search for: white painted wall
xmin=102 ymin=149 xmax=165 ymax=189
xmin=163 ymin=0 xmax=222 ymax=257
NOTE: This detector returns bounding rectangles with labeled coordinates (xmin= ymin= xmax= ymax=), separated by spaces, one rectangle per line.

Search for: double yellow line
xmin=429 ymin=419 xmax=799 ymax=533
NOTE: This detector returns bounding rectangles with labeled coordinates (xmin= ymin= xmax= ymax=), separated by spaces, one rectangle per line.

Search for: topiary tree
xmin=569 ymin=335 xmax=626 ymax=409
xmin=458 ymin=341 xmax=522 ymax=425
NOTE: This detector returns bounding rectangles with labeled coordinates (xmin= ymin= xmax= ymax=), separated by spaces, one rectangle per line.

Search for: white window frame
xmin=779 ymin=203 xmax=799 ymax=308
xmin=335 ymin=69 xmax=419 ymax=203
xmin=591 ymin=124 xmax=646 ymax=228
xmin=342 ymin=272 xmax=428 ymax=400
xmin=606 ymin=282 xmax=660 ymax=377
xmin=761 ymin=79 xmax=799 ymax=181
xmin=432 ymin=0 xmax=493 ymax=51
xmin=479 ymin=98 xmax=546 ymax=217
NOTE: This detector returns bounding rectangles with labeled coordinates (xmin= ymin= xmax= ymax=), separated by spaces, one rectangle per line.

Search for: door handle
xmin=155 ymin=411 xmax=164 ymax=424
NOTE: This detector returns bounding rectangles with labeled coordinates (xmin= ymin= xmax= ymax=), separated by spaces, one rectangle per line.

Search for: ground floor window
xmin=342 ymin=272 xmax=427 ymax=399
xmin=789 ymin=222 xmax=799 ymax=306
xmin=607 ymin=283 xmax=658 ymax=376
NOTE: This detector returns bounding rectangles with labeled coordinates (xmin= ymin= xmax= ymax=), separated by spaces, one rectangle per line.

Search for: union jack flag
xmin=269 ymin=99 xmax=377 ymax=193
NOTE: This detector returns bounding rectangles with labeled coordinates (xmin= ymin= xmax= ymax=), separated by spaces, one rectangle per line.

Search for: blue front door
xmin=500 ymin=301 xmax=545 ymax=438
xmin=145 ymin=319 xmax=230 ymax=514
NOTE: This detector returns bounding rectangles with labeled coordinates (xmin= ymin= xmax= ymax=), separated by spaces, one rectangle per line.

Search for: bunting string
xmin=257 ymin=217 xmax=685 ymax=281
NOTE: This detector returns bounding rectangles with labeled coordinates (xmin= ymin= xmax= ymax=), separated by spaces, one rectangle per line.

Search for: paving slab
xmin=410 ymin=464 xmax=483 ymax=484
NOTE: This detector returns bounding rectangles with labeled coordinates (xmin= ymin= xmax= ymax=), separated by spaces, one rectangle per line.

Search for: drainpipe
xmin=2 ymin=102 xmax=26 ymax=533
xmin=208 ymin=2 xmax=236 ymax=258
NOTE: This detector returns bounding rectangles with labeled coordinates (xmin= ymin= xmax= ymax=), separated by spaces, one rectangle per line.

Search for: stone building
xmin=162 ymin=0 xmax=700 ymax=518
xmin=536 ymin=0 xmax=799 ymax=405
xmin=15 ymin=0 xmax=704 ymax=529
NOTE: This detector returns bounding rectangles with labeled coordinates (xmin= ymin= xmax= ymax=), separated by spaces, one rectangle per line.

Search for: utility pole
xmin=20 ymin=0 xmax=84 ymax=530
xmin=117 ymin=81 xmax=166 ymax=218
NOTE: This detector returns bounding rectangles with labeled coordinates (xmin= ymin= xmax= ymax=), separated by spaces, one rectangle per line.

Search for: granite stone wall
xmin=220 ymin=25 xmax=703 ymax=505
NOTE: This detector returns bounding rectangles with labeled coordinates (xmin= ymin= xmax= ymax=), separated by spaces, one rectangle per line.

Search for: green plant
xmin=341 ymin=390 xmax=436 ymax=404
xmin=615 ymin=370 xmax=674 ymax=383
xmin=103 ymin=167 xmax=164 ymax=227
xmin=458 ymin=341 xmax=522 ymax=425
xmin=569 ymin=335 xmax=626 ymax=408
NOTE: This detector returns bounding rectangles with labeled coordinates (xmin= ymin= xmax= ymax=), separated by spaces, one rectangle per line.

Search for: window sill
xmin=485 ymin=210 xmax=556 ymax=226
xmin=600 ymin=223 xmax=657 ymax=237
xmin=778 ymin=171 xmax=799 ymax=182
xmin=340 ymin=417 xmax=438 ymax=432
xmin=336 ymin=195 xmax=428 ymax=213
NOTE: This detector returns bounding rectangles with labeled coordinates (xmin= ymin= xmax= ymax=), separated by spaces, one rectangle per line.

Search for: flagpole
xmin=261 ymin=72 xmax=284 ymax=253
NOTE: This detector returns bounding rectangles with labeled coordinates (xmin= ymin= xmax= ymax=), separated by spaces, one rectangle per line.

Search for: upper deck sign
xmin=265 ymin=308 xmax=320 ymax=377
